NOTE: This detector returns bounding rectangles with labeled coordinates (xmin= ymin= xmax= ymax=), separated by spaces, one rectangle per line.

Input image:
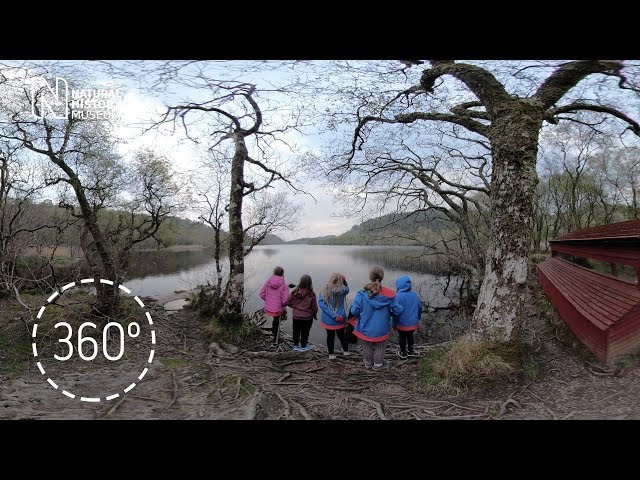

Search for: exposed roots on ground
xmin=3 ymin=298 xmax=640 ymax=420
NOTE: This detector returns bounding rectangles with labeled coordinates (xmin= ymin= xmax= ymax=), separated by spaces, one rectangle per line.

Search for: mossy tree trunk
xmin=469 ymin=100 xmax=543 ymax=341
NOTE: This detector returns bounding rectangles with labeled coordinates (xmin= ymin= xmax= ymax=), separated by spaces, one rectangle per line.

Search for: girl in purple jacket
xmin=259 ymin=266 xmax=290 ymax=347
xmin=286 ymin=274 xmax=318 ymax=352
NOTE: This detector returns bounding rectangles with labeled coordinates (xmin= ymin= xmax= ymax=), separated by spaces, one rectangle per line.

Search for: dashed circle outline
xmin=32 ymin=278 xmax=155 ymax=402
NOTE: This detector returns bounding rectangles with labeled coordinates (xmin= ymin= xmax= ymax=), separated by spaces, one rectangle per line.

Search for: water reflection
xmin=125 ymin=244 xmax=461 ymax=345
xmin=127 ymin=249 xmax=218 ymax=278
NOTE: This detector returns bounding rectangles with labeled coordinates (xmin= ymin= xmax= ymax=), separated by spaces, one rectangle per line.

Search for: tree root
xmin=350 ymin=394 xmax=388 ymax=420
xmin=290 ymin=399 xmax=314 ymax=420
xmin=275 ymin=391 xmax=291 ymax=419
xmin=166 ymin=369 xmax=179 ymax=410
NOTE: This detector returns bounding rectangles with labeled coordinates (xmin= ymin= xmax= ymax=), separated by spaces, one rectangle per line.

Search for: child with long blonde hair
xmin=318 ymin=272 xmax=350 ymax=360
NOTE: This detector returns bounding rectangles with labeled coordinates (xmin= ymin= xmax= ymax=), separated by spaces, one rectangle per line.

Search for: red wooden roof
xmin=551 ymin=242 xmax=640 ymax=267
xmin=538 ymin=258 xmax=640 ymax=331
xmin=538 ymin=257 xmax=640 ymax=362
xmin=551 ymin=220 xmax=640 ymax=242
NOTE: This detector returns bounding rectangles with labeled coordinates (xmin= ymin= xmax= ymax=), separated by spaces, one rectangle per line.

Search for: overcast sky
xmin=105 ymin=78 xmax=354 ymax=241
xmin=0 ymin=60 xmax=353 ymax=242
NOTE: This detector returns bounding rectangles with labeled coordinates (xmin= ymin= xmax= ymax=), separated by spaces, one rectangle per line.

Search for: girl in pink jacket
xmin=259 ymin=266 xmax=290 ymax=347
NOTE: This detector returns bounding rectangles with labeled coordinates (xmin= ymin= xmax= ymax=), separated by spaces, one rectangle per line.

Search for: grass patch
xmin=161 ymin=357 xmax=188 ymax=368
xmin=188 ymin=287 xmax=224 ymax=319
xmin=16 ymin=254 xmax=79 ymax=271
xmin=0 ymin=328 xmax=32 ymax=378
xmin=0 ymin=294 xmax=47 ymax=378
xmin=418 ymin=348 xmax=447 ymax=388
xmin=206 ymin=316 xmax=261 ymax=346
xmin=0 ymin=292 xmax=149 ymax=374
xmin=418 ymin=335 xmax=538 ymax=394
xmin=614 ymin=349 xmax=640 ymax=370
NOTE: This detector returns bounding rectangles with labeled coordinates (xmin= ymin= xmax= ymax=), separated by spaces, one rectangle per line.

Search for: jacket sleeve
xmin=389 ymin=298 xmax=404 ymax=317
xmin=312 ymin=295 xmax=318 ymax=317
xmin=350 ymin=291 xmax=362 ymax=317
xmin=281 ymin=283 xmax=290 ymax=307
xmin=318 ymin=293 xmax=337 ymax=320
xmin=259 ymin=281 xmax=268 ymax=301
xmin=391 ymin=310 xmax=399 ymax=328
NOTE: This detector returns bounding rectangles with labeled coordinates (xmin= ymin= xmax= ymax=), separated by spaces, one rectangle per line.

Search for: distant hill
xmin=23 ymin=201 xmax=292 ymax=251
xmin=258 ymin=234 xmax=286 ymax=245
xmin=288 ymin=210 xmax=451 ymax=245
xmin=287 ymin=235 xmax=337 ymax=244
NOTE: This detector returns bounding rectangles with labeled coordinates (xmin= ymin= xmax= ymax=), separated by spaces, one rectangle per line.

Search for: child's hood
xmin=267 ymin=275 xmax=285 ymax=289
xmin=395 ymin=275 xmax=412 ymax=292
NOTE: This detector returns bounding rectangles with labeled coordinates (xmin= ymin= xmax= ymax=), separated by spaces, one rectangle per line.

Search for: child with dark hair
xmin=318 ymin=272 xmax=350 ymax=360
xmin=259 ymin=266 xmax=290 ymax=347
xmin=286 ymin=274 xmax=318 ymax=352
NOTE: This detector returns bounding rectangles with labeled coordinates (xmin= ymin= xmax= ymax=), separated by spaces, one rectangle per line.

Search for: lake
xmin=124 ymin=245 xmax=461 ymax=346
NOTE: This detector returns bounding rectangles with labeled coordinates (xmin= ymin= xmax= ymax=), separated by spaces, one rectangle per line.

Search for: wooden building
xmin=537 ymin=220 xmax=640 ymax=363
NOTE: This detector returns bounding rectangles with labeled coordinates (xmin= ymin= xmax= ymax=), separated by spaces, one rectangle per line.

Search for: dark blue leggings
xmin=327 ymin=328 xmax=348 ymax=354
xmin=398 ymin=330 xmax=415 ymax=352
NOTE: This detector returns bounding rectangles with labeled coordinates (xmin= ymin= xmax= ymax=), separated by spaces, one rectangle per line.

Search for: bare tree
xmin=0 ymin=141 xmax=69 ymax=299
xmin=596 ymin=145 xmax=640 ymax=221
xmin=534 ymin=122 xmax=634 ymax=250
xmin=0 ymin=70 xmax=178 ymax=316
xmin=336 ymin=60 xmax=640 ymax=343
xmin=192 ymin=151 xmax=230 ymax=300
xmin=150 ymin=67 xmax=304 ymax=323
xmin=193 ymin=149 xmax=300 ymax=309
xmin=324 ymin=127 xmax=492 ymax=278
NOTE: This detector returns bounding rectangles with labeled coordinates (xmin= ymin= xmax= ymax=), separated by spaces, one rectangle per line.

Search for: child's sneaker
xmin=301 ymin=344 xmax=314 ymax=352
xmin=363 ymin=360 xmax=373 ymax=369
xmin=372 ymin=361 xmax=390 ymax=370
xmin=342 ymin=350 xmax=351 ymax=356
xmin=407 ymin=349 xmax=420 ymax=357
xmin=396 ymin=348 xmax=408 ymax=359
xmin=328 ymin=354 xmax=337 ymax=360
xmin=292 ymin=345 xmax=302 ymax=352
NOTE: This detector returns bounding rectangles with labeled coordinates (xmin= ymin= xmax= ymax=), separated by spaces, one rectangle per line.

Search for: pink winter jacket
xmin=259 ymin=275 xmax=290 ymax=315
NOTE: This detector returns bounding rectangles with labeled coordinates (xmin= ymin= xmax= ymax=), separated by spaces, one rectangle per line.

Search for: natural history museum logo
xmin=30 ymin=76 xmax=124 ymax=121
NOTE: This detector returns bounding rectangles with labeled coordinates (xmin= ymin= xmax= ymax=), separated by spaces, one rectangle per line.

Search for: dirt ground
xmin=2 ymin=295 xmax=640 ymax=420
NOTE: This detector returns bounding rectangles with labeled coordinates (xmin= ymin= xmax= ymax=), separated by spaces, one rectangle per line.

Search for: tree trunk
xmin=470 ymin=99 xmax=543 ymax=342
xmin=71 ymin=180 xmax=119 ymax=317
xmin=220 ymin=133 xmax=247 ymax=322
xmin=214 ymin=227 xmax=223 ymax=299
xmin=79 ymin=225 xmax=118 ymax=317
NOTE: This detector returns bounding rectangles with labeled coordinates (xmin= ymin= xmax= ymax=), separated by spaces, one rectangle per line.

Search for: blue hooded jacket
xmin=318 ymin=282 xmax=349 ymax=330
xmin=393 ymin=276 xmax=422 ymax=331
xmin=350 ymin=286 xmax=403 ymax=342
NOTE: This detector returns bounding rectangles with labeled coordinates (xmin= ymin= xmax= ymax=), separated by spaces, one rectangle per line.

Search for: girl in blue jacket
xmin=318 ymin=272 xmax=350 ymax=360
xmin=350 ymin=266 xmax=403 ymax=370
xmin=393 ymin=275 xmax=423 ymax=358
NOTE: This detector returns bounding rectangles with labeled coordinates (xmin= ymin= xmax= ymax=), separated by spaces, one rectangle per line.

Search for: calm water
xmin=124 ymin=245 xmax=460 ymax=345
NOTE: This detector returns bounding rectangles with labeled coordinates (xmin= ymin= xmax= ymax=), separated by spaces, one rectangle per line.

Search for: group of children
xmin=259 ymin=265 xmax=422 ymax=370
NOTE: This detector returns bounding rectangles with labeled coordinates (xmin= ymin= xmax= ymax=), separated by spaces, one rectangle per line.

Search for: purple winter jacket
xmin=260 ymin=275 xmax=289 ymax=315
xmin=286 ymin=288 xmax=318 ymax=320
